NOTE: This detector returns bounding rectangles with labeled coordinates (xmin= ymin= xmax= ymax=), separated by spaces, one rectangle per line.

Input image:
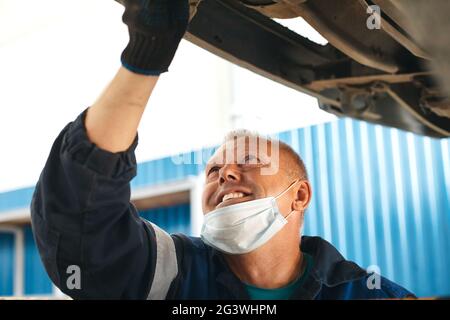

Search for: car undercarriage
xmin=184 ymin=0 xmax=450 ymax=138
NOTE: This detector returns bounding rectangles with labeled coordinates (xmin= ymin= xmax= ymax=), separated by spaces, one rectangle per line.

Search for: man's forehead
xmin=206 ymin=137 xmax=279 ymax=166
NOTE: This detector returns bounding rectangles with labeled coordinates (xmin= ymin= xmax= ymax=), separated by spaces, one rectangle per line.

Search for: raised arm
xmin=85 ymin=67 xmax=158 ymax=153
xmin=30 ymin=0 xmax=190 ymax=299
xmin=87 ymin=0 xmax=192 ymax=152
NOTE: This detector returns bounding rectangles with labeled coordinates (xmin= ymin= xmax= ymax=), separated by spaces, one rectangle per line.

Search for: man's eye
xmin=207 ymin=166 xmax=219 ymax=176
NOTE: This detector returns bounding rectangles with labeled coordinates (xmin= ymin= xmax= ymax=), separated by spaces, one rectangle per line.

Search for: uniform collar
xmin=214 ymin=236 xmax=367 ymax=299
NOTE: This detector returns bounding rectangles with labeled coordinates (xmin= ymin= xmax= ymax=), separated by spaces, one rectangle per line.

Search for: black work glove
xmin=120 ymin=0 xmax=190 ymax=75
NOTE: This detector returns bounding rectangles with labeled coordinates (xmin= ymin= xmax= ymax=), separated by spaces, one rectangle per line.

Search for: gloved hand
xmin=120 ymin=0 xmax=190 ymax=75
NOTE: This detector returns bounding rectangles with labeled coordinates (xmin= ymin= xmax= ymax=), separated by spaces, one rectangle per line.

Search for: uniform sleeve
xmin=30 ymin=108 xmax=178 ymax=299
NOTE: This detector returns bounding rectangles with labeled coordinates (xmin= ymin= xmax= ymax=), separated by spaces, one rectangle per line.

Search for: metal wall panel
xmin=140 ymin=203 xmax=191 ymax=235
xmin=287 ymin=119 xmax=450 ymax=297
xmin=24 ymin=226 xmax=52 ymax=295
xmin=0 ymin=232 xmax=14 ymax=296
xmin=0 ymin=186 xmax=34 ymax=213
xmin=131 ymin=147 xmax=215 ymax=189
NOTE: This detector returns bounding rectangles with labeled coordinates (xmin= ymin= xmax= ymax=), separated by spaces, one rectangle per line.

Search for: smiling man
xmin=31 ymin=0 xmax=414 ymax=299
xmin=200 ymin=133 xmax=311 ymax=293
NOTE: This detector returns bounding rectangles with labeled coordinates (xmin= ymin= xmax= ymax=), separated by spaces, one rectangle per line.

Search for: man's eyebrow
xmin=205 ymin=161 xmax=219 ymax=169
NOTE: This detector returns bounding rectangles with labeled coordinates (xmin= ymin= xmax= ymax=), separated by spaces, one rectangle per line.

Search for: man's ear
xmin=292 ymin=180 xmax=312 ymax=212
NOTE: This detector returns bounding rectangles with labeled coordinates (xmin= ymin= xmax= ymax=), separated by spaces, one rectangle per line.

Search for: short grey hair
xmin=223 ymin=129 xmax=261 ymax=143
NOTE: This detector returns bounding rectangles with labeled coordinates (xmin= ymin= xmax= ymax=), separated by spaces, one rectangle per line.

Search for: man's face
xmin=202 ymin=137 xmax=293 ymax=214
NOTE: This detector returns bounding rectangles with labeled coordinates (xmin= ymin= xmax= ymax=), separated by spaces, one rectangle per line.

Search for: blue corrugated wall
xmin=24 ymin=226 xmax=53 ymax=295
xmin=0 ymin=232 xmax=14 ymax=295
xmin=0 ymin=118 xmax=449 ymax=297
xmin=286 ymin=119 xmax=450 ymax=297
xmin=0 ymin=187 xmax=34 ymax=212
xmin=140 ymin=203 xmax=191 ymax=235
xmin=131 ymin=148 xmax=214 ymax=189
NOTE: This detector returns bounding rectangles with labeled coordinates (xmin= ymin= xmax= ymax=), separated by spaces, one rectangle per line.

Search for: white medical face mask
xmin=200 ymin=180 xmax=299 ymax=255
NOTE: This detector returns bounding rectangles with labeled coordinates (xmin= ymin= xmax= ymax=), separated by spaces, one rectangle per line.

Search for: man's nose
xmin=219 ymin=164 xmax=241 ymax=185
